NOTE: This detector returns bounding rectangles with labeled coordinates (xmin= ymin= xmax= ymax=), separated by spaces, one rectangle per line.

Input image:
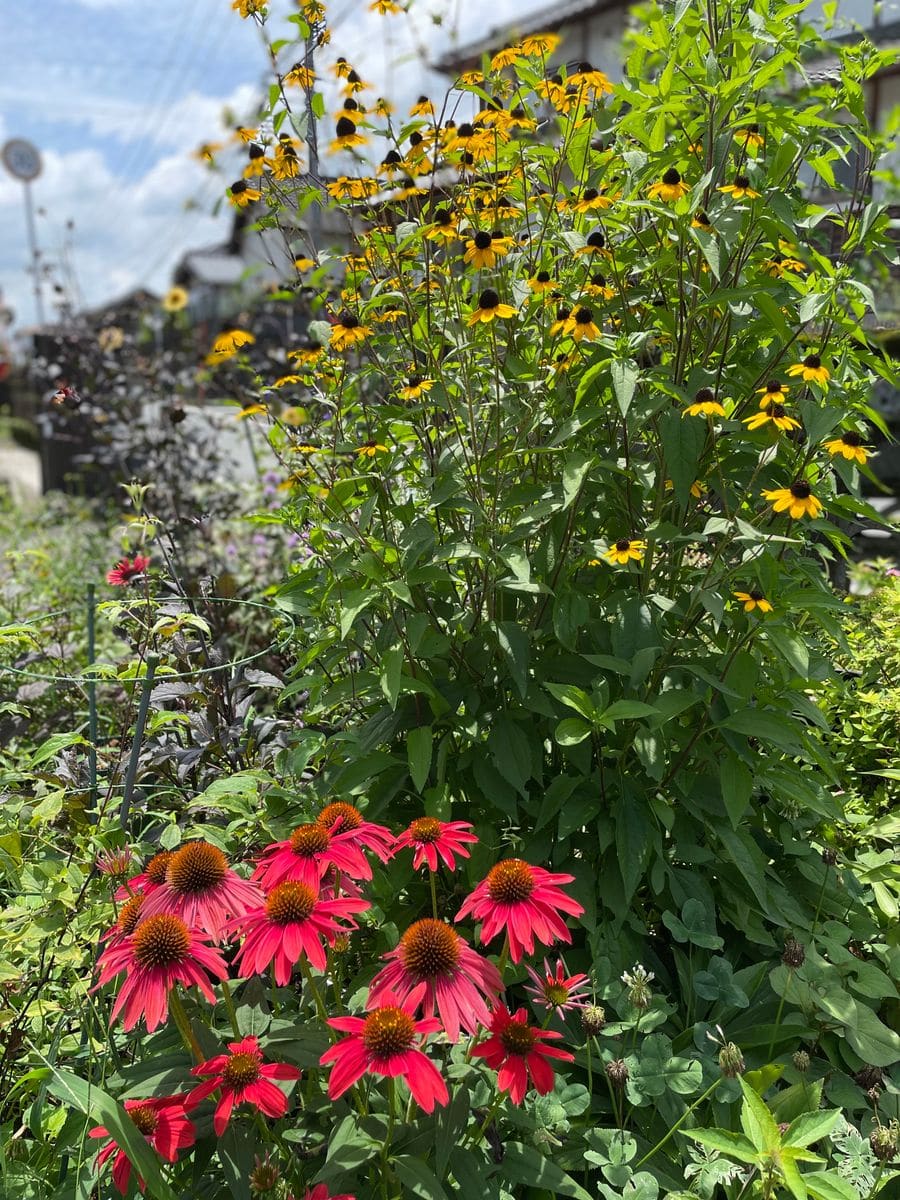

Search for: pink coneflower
xmin=231 ymin=881 xmax=370 ymax=984
xmin=455 ymin=859 xmax=584 ymax=962
xmin=95 ymin=913 xmax=228 ymax=1031
xmin=315 ymin=801 xmax=394 ymax=861
xmin=139 ymin=841 xmax=262 ymax=938
xmin=188 ymin=1036 xmax=302 ymax=1135
xmin=472 ymin=1004 xmax=574 ymax=1103
xmin=115 ymin=850 xmax=174 ymax=901
xmin=368 ymin=918 xmax=502 ymax=1041
xmin=525 ymin=958 xmax=591 ymax=1013
xmin=90 ymin=1096 xmax=195 ymax=1195
xmin=254 ymin=823 xmax=374 ymax=891
xmin=96 ymin=846 xmax=134 ymax=879
xmin=102 ymin=893 xmax=146 ymax=948
xmin=320 ymin=985 xmax=449 ymax=1113
xmin=106 ymin=555 xmax=150 ymax=586
xmin=392 ymin=818 xmax=477 ymax=872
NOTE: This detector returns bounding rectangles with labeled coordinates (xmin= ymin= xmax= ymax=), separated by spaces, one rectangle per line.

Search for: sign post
xmin=2 ymin=139 xmax=45 ymax=325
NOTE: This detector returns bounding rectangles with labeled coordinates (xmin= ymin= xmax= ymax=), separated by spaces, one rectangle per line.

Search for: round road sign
xmin=2 ymin=139 xmax=42 ymax=182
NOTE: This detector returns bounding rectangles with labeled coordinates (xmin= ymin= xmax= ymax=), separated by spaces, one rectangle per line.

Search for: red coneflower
xmin=106 ymin=555 xmax=150 ymax=586
xmin=95 ymin=913 xmax=228 ymax=1031
xmin=315 ymin=802 xmax=394 ymax=861
xmin=367 ymin=918 xmax=502 ymax=1041
xmin=320 ymin=985 xmax=449 ymax=1112
xmin=253 ymin=823 xmax=374 ymax=891
xmin=392 ymin=818 xmax=477 ymax=872
xmin=90 ymin=1096 xmax=195 ymax=1195
xmin=115 ymin=850 xmax=173 ymax=902
xmin=525 ymin=957 xmax=591 ymax=1013
xmin=188 ymin=1036 xmax=302 ymax=1135
xmin=455 ymin=859 xmax=584 ymax=962
xmin=230 ymin=881 xmax=369 ymax=983
xmin=101 ymin=893 xmax=146 ymax=948
xmin=472 ymin=1004 xmax=574 ymax=1103
xmin=139 ymin=841 xmax=262 ymax=939
xmin=299 ymin=1186 xmax=355 ymax=1200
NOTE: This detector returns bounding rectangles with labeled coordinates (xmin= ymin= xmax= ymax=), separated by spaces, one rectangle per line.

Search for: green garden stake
xmin=86 ymin=584 xmax=98 ymax=818
xmin=119 ymin=653 xmax=158 ymax=831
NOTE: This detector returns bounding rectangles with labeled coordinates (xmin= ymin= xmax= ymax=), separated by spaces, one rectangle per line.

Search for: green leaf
xmin=407 ymin=726 xmax=433 ymax=792
xmin=615 ymin=795 xmax=653 ymax=904
xmin=44 ymin=1069 xmax=179 ymax=1200
xmin=611 ymin=359 xmax=639 ymax=416
xmin=392 ymin=1154 xmax=451 ymax=1200
xmin=739 ymin=1075 xmax=782 ymax=1154
xmin=496 ymin=620 xmax=529 ymax=699
xmin=783 ymin=1109 xmax=841 ymax=1149
xmin=556 ymin=717 xmax=593 ymax=746
xmin=380 ymin=646 xmax=404 ymax=710
xmin=659 ymin=408 xmax=706 ymax=504
xmin=770 ymin=1080 xmax=824 ymax=1125
xmin=31 ymin=732 xmax=89 ymax=766
xmin=661 ymin=899 xmax=723 ymax=950
xmin=488 ymin=718 xmax=532 ymax=797
xmin=600 ymin=699 xmax=660 ymax=725
xmin=562 ymin=452 xmax=593 ymax=508
xmin=544 ymin=682 xmax=596 ymax=720
xmin=805 ymin=1171 xmax=861 ymax=1200
xmin=626 ymin=1033 xmax=703 ymax=1102
xmin=339 ymin=589 xmax=372 ymax=639
xmin=780 ymin=1153 xmax=810 ymax=1200
xmin=719 ymin=754 xmax=753 ymax=827
xmin=685 ymin=1129 xmax=761 ymax=1165
xmin=693 ymin=956 xmax=749 ymax=1007
xmin=498 ymin=1142 xmax=593 ymax=1200
xmin=842 ymin=1004 xmax=900 ymax=1068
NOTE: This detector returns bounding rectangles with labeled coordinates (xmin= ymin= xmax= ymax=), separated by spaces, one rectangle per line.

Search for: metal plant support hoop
xmin=0 ymin=592 xmax=295 ymax=825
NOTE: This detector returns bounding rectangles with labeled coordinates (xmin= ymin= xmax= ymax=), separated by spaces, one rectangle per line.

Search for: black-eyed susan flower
xmin=565 ymin=306 xmax=601 ymax=341
xmin=787 ymin=354 xmax=829 ymax=384
xmin=763 ymin=479 xmax=824 ymax=519
xmin=490 ymin=45 xmax=523 ymax=72
xmin=229 ymin=180 xmax=261 ymax=208
xmin=684 ymin=387 xmax=724 ymax=418
xmin=409 ymin=95 xmax=434 ymax=117
xmin=761 ymin=253 xmax=806 ymax=276
xmin=327 ymin=176 xmax=379 ymax=200
xmin=552 ymin=351 xmax=576 ymax=372
xmin=734 ymin=124 xmax=764 ymax=150
xmin=743 ymin=405 xmax=800 ymax=432
xmin=162 ymin=286 xmax=189 ymax=313
xmin=356 ymin=440 xmax=388 ymax=457
xmin=463 ymin=231 xmax=514 ymax=269
xmin=287 ymin=344 xmax=323 ymax=365
xmin=575 ymin=230 xmax=609 ymax=258
xmin=370 ymin=0 xmax=402 ymax=11
xmin=570 ymin=186 xmax=614 ymax=213
xmin=331 ymin=57 xmax=353 ymax=79
xmin=272 ymin=374 xmax=303 ymax=389
xmin=342 ymin=69 xmax=368 ymax=96
xmin=505 ymin=105 xmax=536 ymax=132
xmin=374 ymin=97 xmax=394 ymax=117
xmin=568 ymin=61 xmax=613 ymax=94
xmin=528 ymin=270 xmax=556 ymax=294
xmin=520 ymin=32 xmax=560 ymax=56
xmin=235 ymin=126 xmax=259 ymax=143
xmin=210 ymin=329 xmax=255 ymax=360
xmin=719 ymin=174 xmax=760 ymax=200
xmin=398 ymin=375 xmax=434 ymax=400
xmin=467 ymin=289 xmax=516 ymax=325
xmin=648 ymin=168 xmax=689 ymax=202
xmin=272 ymin=142 xmax=301 ymax=180
xmin=195 ymin=141 xmax=224 ymax=164
xmin=666 ymin=478 xmax=706 ymax=498
xmin=232 ymin=0 xmax=264 ymax=18
xmin=824 ymin=431 xmax=869 ymax=464
xmin=606 ymin=538 xmax=647 ymax=565
xmin=330 ymin=117 xmax=367 ymax=152
xmin=235 ymin=403 xmax=268 ymax=420
xmin=284 ymin=62 xmax=315 ymax=88
xmin=330 ymin=312 xmax=371 ymax=351
xmin=691 ymin=210 xmax=713 ymax=231
xmin=756 ymin=380 xmax=789 ymax=407
xmin=549 ymin=302 xmax=570 ymax=336
xmin=733 ymin=589 xmax=772 ymax=612
xmin=585 ymin=272 xmax=616 ymax=300
xmin=378 ymin=149 xmax=404 ymax=178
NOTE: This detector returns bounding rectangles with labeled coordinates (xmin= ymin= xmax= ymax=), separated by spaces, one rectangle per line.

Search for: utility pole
xmin=2 ymin=139 xmax=45 ymax=325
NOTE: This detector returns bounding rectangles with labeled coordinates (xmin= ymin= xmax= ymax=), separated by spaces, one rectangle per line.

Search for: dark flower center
xmin=339 ymin=312 xmax=359 ymax=329
xmin=662 ymin=167 xmax=682 ymax=185
xmin=536 ymin=270 xmax=551 ymax=282
xmin=803 ymin=355 xmax=821 ymax=368
xmin=409 ymin=817 xmax=442 ymax=844
xmin=362 ymin=1007 xmax=416 ymax=1057
xmin=317 ymin=802 xmax=363 ymax=833
xmin=129 ymin=1104 xmax=159 ymax=1136
xmin=582 ymin=187 xmax=599 ymax=201
xmin=841 ymin=431 xmax=862 ymax=446
xmin=409 ymin=131 xmax=423 ymax=147
xmin=486 ymin=859 xmax=535 ymax=903
xmin=500 ymin=1018 xmax=538 ymax=1055
xmin=249 ymin=144 xmax=265 ymax=160
xmin=399 ymin=918 xmax=461 ymax=978
xmin=433 ymin=208 xmax=452 ymax=224
xmin=586 ymin=232 xmax=605 ymax=248
xmin=457 ymin=123 xmax=474 ymax=138
xmin=478 ymin=289 xmax=499 ymax=309
xmin=265 ymin=881 xmax=317 ymax=924
xmin=167 ymin=843 xmax=228 ymax=896
xmin=474 ymin=231 xmax=492 ymax=249
xmin=615 ymin=539 xmax=632 ymax=552
xmin=790 ymin=480 xmax=811 ymax=499
xmin=750 ymin=590 xmax=764 ymax=600
xmin=290 ymin=824 xmax=331 ymax=857
xmin=231 ymin=180 xmax=248 ymax=195
xmin=382 ymin=150 xmax=402 ymax=165
xmin=695 ymin=211 xmax=710 ymax=225
xmin=335 ymin=117 xmax=356 ymax=137
xmin=144 ymin=851 xmax=174 ymax=885
xmin=746 ymin=123 xmax=760 ymax=132
xmin=132 ymin=914 xmax=191 ymax=969
xmin=734 ymin=174 xmax=750 ymax=188
xmin=222 ymin=1051 xmax=261 ymax=1088
xmin=343 ymin=99 xmax=359 ymax=112
xmin=766 ymin=380 xmax=782 ymax=392
xmin=118 ymin=894 xmax=145 ymax=935
xmin=771 ymin=404 xmax=787 ymax=418
xmin=591 ymin=272 xmax=608 ymax=286
xmin=694 ymin=387 xmax=715 ymax=403
xmin=574 ymin=307 xmax=593 ymax=324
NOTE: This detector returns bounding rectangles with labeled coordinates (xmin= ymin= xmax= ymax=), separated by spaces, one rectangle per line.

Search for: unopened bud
xmin=782 ymin=936 xmax=805 ymax=968
xmin=606 ymin=1059 xmax=629 ymax=1089
xmin=870 ymin=1126 xmax=897 ymax=1162
xmin=822 ymin=848 xmax=838 ymax=866
xmin=249 ymin=1153 xmax=280 ymax=1193
xmin=792 ymin=1050 xmax=810 ymax=1073
xmin=581 ymin=1005 xmax=606 ymax=1036
xmin=718 ymin=1042 xmax=745 ymax=1078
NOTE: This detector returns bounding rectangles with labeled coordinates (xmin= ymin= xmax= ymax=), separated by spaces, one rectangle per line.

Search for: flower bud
xmin=718 ymin=1042 xmax=745 ymax=1078
xmin=606 ymin=1059 xmax=629 ymax=1089
xmin=581 ymin=1004 xmax=607 ymax=1036
xmin=792 ymin=1050 xmax=810 ymax=1073
xmin=870 ymin=1126 xmax=897 ymax=1162
xmin=249 ymin=1153 xmax=280 ymax=1193
xmin=782 ymin=936 xmax=805 ymax=968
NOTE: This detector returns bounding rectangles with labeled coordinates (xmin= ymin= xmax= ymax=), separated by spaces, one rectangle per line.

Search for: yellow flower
xmin=574 ymin=230 xmax=610 ymax=258
xmin=520 ymin=32 xmax=560 ymax=56
xmin=293 ymin=257 xmax=316 ymax=272
xmin=691 ymin=210 xmax=713 ymax=231
xmin=528 ymin=270 xmax=556 ymax=294
xmin=648 ymin=168 xmax=689 ymax=202
xmin=234 ymin=126 xmax=259 ymax=143
xmin=743 ymin=405 xmax=800 ymax=432
xmin=235 ymin=403 xmax=268 ymax=420
xmin=374 ymin=98 xmax=395 ymax=117
xmin=467 ymin=289 xmax=516 ymax=325
xmin=606 ymin=538 xmax=647 ymax=565
xmin=330 ymin=117 xmax=367 ymax=152
xmin=232 ymin=0 xmax=263 ymax=14
xmin=243 ymin=145 xmax=269 ymax=178
xmin=824 ymin=432 xmax=869 ymax=464
xmin=585 ymin=272 xmax=616 ymax=299
xmin=370 ymin=0 xmax=402 ymax=11
xmin=458 ymin=69 xmax=484 ymax=86
xmin=283 ymin=63 xmax=315 ymax=88
xmin=162 ymin=286 xmax=189 ymax=313
xmin=272 ymin=140 xmax=302 ymax=180
xmin=463 ymin=231 xmax=514 ymax=269
xmin=763 ymin=481 xmax=824 ymax=519
xmin=195 ymin=141 xmax=223 ymax=163
xmin=683 ymin=388 xmax=724 ymax=418
xmin=719 ymin=174 xmax=760 ymax=200
xmin=734 ymin=125 xmax=765 ymax=150
xmin=568 ymin=61 xmax=613 ymax=94
xmin=357 ymin=441 xmax=388 ymax=457
xmin=331 ymin=57 xmax=353 ymax=79
xmin=786 ymin=354 xmax=829 ymax=384
xmin=409 ymin=95 xmax=434 ymax=117
xmin=281 ymin=408 xmax=307 ymax=426
xmin=564 ymin=306 xmax=601 ymax=341
xmin=229 ymin=180 xmax=261 ymax=208
xmin=761 ymin=254 xmax=806 ymax=276
xmin=327 ymin=176 xmax=379 ymax=200
xmin=98 ymin=326 xmax=124 ymax=352
xmin=210 ymin=329 xmax=255 ymax=360
xmin=733 ymin=590 xmax=772 ymax=613
xmin=756 ymin=380 xmax=789 ymax=407
xmin=287 ymin=345 xmax=323 ymax=365
xmin=398 ymin=376 xmax=434 ymax=400
xmin=273 ymin=374 xmax=303 ymax=389
xmin=330 ymin=313 xmax=371 ymax=351
xmin=490 ymin=46 xmax=523 ymax=72
xmin=342 ymin=70 xmax=368 ymax=96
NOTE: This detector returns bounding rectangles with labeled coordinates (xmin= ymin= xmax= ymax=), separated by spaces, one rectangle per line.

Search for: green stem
xmin=299 ymin=956 xmax=330 ymax=1025
xmin=220 ymin=978 xmax=242 ymax=1039
xmin=468 ymin=1090 xmax=506 ymax=1146
xmin=634 ymin=1078 xmax=723 ymax=1168
xmin=767 ymin=973 xmax=791 ymax=1062
xmin=429 ymin=870 xmax=439 ymax=919
xmin=169 ymin=990 xmax=203 ymax=1061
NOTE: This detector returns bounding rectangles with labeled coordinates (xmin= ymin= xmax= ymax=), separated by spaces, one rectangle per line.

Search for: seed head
xmin=606 ymin=1058 xmax=629 ymax=1089
xmin=792 ymin=1050 xmax=810 ymax=1073
xmin=718 ymin=1042 xmax=745 ymax=1078
xmin=581 ymin=1004 xmax=607 ymax=1036
xmin=782 ymin=936 xmax=805 ymax=968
